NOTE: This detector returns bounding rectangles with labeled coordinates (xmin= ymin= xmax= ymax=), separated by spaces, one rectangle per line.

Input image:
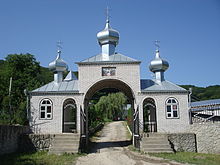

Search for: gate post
xmin=133 ymin=106 xmax=140 ymax=149
xmin=80 ymin=105 xmax=87 ymax=152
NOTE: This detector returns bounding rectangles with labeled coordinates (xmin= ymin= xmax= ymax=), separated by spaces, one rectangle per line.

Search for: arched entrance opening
xmin=87 ymin=88 xmax=129 ymax=127
xmin=83 ymin=79 xmax=135 ymax=148
xmin=143 ymin=98 xmax=157 ymax=132
xmin=63 ymin=98 xmax=77 ymax=133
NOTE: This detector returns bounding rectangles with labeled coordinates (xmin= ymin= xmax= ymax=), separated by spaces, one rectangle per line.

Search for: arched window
xmin=40 ymin=99 xmax=52 ymax=119
xmin=166 ymin=98 xmax=179 ymax=118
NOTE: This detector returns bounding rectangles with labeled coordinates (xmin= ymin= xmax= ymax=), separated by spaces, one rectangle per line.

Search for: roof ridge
xmin=79 ymin=53 xmax=138 ymax=63
xmin=164 ymin=80 xmax=187 ymax=91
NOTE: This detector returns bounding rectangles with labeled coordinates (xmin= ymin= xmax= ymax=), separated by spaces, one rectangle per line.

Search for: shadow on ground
xmin=89 ymin=140 xmax=132 ymax=153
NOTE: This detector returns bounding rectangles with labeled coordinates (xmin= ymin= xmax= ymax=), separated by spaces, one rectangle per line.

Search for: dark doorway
xmin=63 ymin=99 xmax=77 ymax=133
xmin=143 ymin=98 xmax=157 ymax=132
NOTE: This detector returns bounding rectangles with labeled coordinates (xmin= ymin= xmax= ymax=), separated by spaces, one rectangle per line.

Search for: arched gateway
xmin=84 ymin=79 xmax=135 ymax=120
xmin=29 ymin=17 xmax=190 ymax=152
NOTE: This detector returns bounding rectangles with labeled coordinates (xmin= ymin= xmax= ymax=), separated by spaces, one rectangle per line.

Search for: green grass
xmin=0 ymin=151 xmax=83 ymax=165
xmin=149 ymin=152 xmax=220 ymax=165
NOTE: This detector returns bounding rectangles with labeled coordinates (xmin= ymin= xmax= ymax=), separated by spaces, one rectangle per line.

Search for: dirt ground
xmin=75 ymin=121 xmax=185 ymax=165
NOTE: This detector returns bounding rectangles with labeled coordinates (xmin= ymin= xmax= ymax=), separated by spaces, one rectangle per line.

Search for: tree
xmin=0 ymin=54 xmax=51 ymax=125
xmin=95 ymin=92 xmax=127 ymax=121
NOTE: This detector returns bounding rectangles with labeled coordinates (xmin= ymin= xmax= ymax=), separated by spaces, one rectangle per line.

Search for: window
xmin=40 ymin=99 xmax=52 ymax=119
xmin=166 ymin=98 xmax=179 ymax=118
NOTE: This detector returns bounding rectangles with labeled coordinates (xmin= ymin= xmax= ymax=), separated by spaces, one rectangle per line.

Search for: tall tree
xmin=95 ymin=92 xmax=127 ymax=121
xmin=0 ymin=54 xmax=47 ymax=125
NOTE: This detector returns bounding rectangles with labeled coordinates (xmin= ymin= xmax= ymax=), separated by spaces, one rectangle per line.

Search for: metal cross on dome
xmin=57 ymin=41 xmax=63 ymax=52
xmin=105 ymin=6 xmax=111 ymax=22
xmin=155 ymin=40 xmax=160 ymax=51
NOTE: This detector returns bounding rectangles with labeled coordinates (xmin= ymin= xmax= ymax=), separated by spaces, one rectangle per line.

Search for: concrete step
xmin=49 ymin=133 xmax=80 ymax=154
xmin=141 ymin=144 xmax=171 ymax=149
xmin=53 ymin=140 xmax=79 ymax=144
xmin=141 ymin=140 xmax=169 ymax=144
xmin=54 ymin=135 xmax=79 ymax=139
xmin=54 ymin=138 xmax=79 ymax=141
xmin=54 ymin=133 xmax=80 ymax=137
xmin=142 ymin=149 xmax=173 ymax=153
xmin=50 ymin=146 xmax=79 ymax=150
xmin=142 ymin=137 xmax=169 ymax=141
xmin=140 ymin=133 xmax=173 ymax=153
xmin=141 ymin=139 xmax=169 ymax=144
xmin=52 ymin=144 xmax=79 ymax=148
xmin=142 ymin=133 xmax=168 ymax=138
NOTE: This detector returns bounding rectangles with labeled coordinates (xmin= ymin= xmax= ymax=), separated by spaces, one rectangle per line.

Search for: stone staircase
xmin=49 ymin=133 xmax=80 ymax=154
xmin=140 ymin=133 xmax=173 ymax=153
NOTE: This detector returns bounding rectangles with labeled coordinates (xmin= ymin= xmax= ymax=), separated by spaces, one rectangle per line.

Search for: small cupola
xmin=149 ymin=41 xmax=169 ymax=83
xmin=97 ymin=10 xmax=119 ymax=60
xmin=49 ymin=48 xmax=68 ymax=83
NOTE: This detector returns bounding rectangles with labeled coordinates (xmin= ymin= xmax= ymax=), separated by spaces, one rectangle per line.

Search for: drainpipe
xmin=189 ymin=88 xmax=192 ymax=124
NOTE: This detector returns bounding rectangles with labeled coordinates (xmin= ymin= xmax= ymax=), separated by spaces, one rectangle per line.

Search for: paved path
xmin=76 ymin=121 xmax=185 ymax=165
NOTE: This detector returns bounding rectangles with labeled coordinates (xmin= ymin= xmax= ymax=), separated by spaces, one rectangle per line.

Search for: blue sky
xmin=0 ymin=0 xmax=219 ymax=87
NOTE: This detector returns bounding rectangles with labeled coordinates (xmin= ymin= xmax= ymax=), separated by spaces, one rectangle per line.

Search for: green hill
xmin=180 ymin=85 xmax=220 ymax=101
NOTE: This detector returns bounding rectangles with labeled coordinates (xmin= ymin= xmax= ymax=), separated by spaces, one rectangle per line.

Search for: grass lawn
xmin=150 ymin=152 xmax=220 ymax=165
xmin=0 ymin=151 xmax=83 ymax=165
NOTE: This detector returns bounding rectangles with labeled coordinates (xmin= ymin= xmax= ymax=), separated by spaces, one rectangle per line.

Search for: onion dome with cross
xmin=97 ymin=18 xmax=119 ymax=47
xmin=149 ymin=41 xmax=169 ymax=82
xmin=96 ymin=7 xmax=119 ymax=59
xmin=49 ymin=42 xmax=68 ymax=72
xmin=49 ymin=42 xmax=68 ymax=83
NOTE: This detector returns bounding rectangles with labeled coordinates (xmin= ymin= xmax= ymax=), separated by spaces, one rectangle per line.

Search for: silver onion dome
xmin=149 ymin=50 xmax=169 ymax=73
xmin=97 ymin=19 xmax=119 ymax=46
xmin=49 ymin=50 xmax=68 ymax=72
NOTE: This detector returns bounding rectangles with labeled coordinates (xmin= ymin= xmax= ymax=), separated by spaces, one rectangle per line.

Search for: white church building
xmin=29 ymin=17 xmax=190 ymax=147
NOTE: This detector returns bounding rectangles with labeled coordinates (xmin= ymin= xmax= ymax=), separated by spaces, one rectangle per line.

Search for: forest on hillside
xmin=0 ymin=53 xmax=220 ymax=125
xmin=180 ymin=85 xmax=220 ymax=101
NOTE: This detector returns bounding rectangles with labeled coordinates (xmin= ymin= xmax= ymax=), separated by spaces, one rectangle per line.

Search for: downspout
xmin=188 ymin=88 xmax=192 ymax=124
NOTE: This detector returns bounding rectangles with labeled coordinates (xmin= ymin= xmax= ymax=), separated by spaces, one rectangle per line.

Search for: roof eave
xmin=30 ymin=90 xmax=80 ymax=96
xmin=141 ymin=90 xmax=188 ymax=94
xmin=76 ymin=61 xmax=141 ymax=65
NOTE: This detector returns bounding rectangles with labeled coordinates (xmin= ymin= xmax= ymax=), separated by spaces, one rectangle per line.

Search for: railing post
xmin=133 ymin=106 xmax=140 ymax=149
